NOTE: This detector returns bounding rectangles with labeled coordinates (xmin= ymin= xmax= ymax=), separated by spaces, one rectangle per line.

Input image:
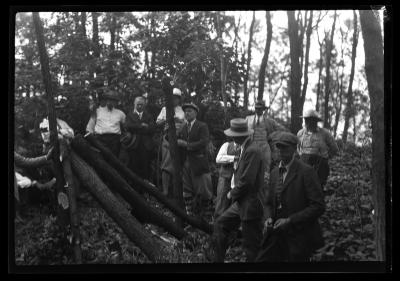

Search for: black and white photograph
xmin=9 ymin=6 xmax=391 ymax=273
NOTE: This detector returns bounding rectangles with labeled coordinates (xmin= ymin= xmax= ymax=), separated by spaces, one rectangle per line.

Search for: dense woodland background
xmin=12 ymin=10 xmax=389 ymax=266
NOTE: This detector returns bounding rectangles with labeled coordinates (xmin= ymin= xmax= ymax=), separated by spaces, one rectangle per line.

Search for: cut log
xmin=71 ymin=135 xmax=186 ymax=239
xmin=70 ymin=151 xmax=169 ymax=262
xmin=85 ymin=133 xmax=213 ymax=234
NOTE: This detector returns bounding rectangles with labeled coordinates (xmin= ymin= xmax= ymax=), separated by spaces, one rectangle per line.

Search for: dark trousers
xmin=213 ymin=202 xmax=263 ymax=262
xmin=96 ymin=134 xmax=121 ymax=157
xmin=300 ymin=154 xmax=329 ymax=188
xmin=129 ymin=143 xmax=150 ymax=180
xmin=213 ymin=176 xmax=232 ymax=219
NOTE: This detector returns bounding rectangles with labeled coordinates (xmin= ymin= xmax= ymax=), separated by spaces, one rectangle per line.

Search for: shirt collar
xmin=279 ymin=154 xmax=295 ymax=172
xmin=134 ymin=109 xmax=143 ymax=116
xmin=188 ymin=119 xmax=196 ymax=127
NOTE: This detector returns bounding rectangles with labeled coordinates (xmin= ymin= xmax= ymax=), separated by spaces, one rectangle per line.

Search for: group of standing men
xmin=84 ymin=88 xmax=339 ymax=262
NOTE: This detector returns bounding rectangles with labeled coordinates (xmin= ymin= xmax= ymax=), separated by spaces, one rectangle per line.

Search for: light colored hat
xmin=275 ymin=132 xmax=298 ymax=147
xmin=300 ymin=109 xmax=322 ymax=121
xmin=224 ymin=118 xmax=254 ymax=137
xmin=173 ymin=88 xmax=182 ymax=97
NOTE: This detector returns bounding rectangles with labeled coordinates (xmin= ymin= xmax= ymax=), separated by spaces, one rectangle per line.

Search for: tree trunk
xmin=161 ymin=77 xmax=186 ymax=228
xmin=343 ymin=10 xmax=359 ymax=143
xmin=287 ymin=11 xmax=303 ymax=134
xmin=69 ymin=151 xmax=169 ymax=262
xmin=301 ymin=11 xmax=313 ymax=106
xmin=216 ymin=12 xmax=228 ymax=113
xmin=257 ymin=11 xmax=272 ymax=102
xmin=110 ymin=13 xmax=116 ymax=51
xmin=359 ymin=9 xmax=386 ymax=261
xmin=323 ymin=11 xmax=337 ymax=128
xmin=333 ymin=71 xmax=343 ymax=138
xmin=316 ymin=40 xmax=324 ymax=112
xmin=61 ymin=144 xmax=82 ymax=264
xmin=85 ymin=133 xmax=213 ymax=234
xmin=243 ymin=11 xmax=255 ymax=109
xmin=71 ymin=135 xmax=186 ymax=239
xmin=32 ymin=12 xmax=69 ymax=226
xmin=92 ymin=12 xmax=100 ymax=58
xmin=80 ymin=12 xmax=86 ymax=38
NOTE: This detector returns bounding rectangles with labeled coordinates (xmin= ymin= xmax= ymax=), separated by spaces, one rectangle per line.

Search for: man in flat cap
xmin=177 ymin=102 xmax=213 ymax=222
xmin=210 ymin=118 xmax=265 ymax=262
xmin=86 ymin=90 xmax=126 ymax=157
xmin=256 ymin=132 xmax=325 ymax=262
xmin=297 ymin=109 xmax=339 ymax=190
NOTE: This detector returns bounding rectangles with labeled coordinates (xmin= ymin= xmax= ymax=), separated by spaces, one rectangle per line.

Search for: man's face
xmin=304 ymin=118 xmax=318 ymax=131
xmin=184 ymin=108 xmax=197 ymax=122
xmin=255 ymin=107 xmax=264 ymax=116
xmin=232 ymin=136 xmax=247 ymax=145
xmin=276 ymin=144 xmax=296 ymax=164
xmin=135 ymin=98 xmax=145 ymax=112
xmin=106 ymin=98 xmax=117 ymax=110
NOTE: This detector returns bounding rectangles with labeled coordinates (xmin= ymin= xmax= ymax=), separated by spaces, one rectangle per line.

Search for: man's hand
xmin=45 ymin=146 xmax=54 ymax=160
xmin=177 ymin=139 xmax=188 ymax=147
xmin=227 ymin=191 xmax=232 ymax=199
xmin=273 ymin=218 xmax=291 ymax=230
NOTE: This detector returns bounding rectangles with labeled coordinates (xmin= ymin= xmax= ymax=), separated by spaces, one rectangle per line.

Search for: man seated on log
xmin=177 ymin=103 xmax=214 ymax=223
xmin=124 ymin=96 xmax=156 ymax=181
xmin=86 ymin=90 xmax=126 ymax=157
xmin=256 ymin=132 xmax=325 ymax=262
xmin=210 ymin=118 xmax=265 ymax=263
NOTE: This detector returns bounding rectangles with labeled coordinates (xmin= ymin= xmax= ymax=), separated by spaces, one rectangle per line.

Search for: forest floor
xmin=14 ymin=143 xmax=376 ymax=265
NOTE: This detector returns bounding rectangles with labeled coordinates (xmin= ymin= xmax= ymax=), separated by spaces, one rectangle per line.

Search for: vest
xmin=251 ymin=115 xmax=268 ymax=142
xmin=219 ymin=142 xmax=239 ymax=179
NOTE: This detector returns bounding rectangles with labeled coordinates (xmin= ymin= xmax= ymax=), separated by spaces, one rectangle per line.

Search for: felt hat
xmin=300 ymin=109 xmax=322 ymax=121
xmin=182 ymin=102 xmax=199 ymax=113
xmin=224 ymin=118 xmax=254 ymax=137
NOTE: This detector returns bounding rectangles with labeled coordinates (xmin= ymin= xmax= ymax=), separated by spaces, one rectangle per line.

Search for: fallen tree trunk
xmin=70 ymin=151 xmax=169 ymax=262
xmin=85 ymin=133 xmax=213 ymax=234
xmin=71 ymin=135 xmax=186 ymax=239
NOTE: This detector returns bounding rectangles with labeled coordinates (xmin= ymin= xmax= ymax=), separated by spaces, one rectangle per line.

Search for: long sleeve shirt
xmin=297 ymin=127 xmax=339 ymax=159
xmin=216 ymin=142 xmax=237 ymax=164
xmin=86 ymin=106 xmax=126 ymax=135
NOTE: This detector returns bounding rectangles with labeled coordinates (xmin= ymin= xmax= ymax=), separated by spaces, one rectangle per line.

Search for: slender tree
xmin=243 ymin=11 xmax=255 ymax=109
xmin=216 ymin=12 xmax=228 ymax=112
xmin=315 ymin=30 xmax=324 ymax=112
xmin=359 ymin=9 xmax=386 ymax=261
xmin=343 ymin=10 xmax=359 ymax=143
xmin=257 ymin=11 xmax=272 ymax=102
xmin=323 ymin=11 xmax=337 ymax=128
xmin=301 ymin=11 xmax=313 ymax=108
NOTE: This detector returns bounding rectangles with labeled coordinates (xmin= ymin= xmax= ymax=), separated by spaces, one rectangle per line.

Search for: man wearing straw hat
xmin=297 ymin=109 xmax=339 ymax=190
xmin=211 ymin=118 xmax=265 ymax=262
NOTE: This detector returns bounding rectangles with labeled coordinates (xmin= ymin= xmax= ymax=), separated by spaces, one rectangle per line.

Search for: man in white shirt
xmin=156 ymin=88 xmax=185 ymax=128
xmin=86 ymin=90 xmax=126 ymax=156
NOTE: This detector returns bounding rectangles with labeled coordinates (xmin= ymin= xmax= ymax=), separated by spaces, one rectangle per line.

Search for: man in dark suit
xmin=210 ymin=118 xmax=265 ymax=262
xmin=124 ymin=96 xmax=156 ymax=180
xmin=256 ymin=132 xmax=325 ymax=262
xmin=177 ymin=103 xmax=214 ymax=222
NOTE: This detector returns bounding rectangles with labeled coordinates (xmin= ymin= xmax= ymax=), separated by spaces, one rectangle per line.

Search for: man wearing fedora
xmin=124 ymin=96 xmax=156 ymax=181
xmin=297 ymin=109 xmax=339 ymax=190
xmin=245 ymin=100 xmax=288 ymax=180
xmin=256 ymin=132 xmax=325 ymax=262
xmin=177 ymin=103 xmax=213 ymax=222
xmin=211 ymin=118 xmax=265 ymax=262
xmin=86 ymin=90 xmax=126 ymax=157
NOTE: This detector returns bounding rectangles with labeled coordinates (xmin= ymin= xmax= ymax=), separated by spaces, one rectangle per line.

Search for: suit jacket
xmin=125 ymin=110 xmax=156 ymax=151
xmin=230 ymin=137 xmax=265 ymax=221
xmin=178 ymin=119 xmax=210 ymax=176
xmin=266 ymin=158 xmax=325 ymax=257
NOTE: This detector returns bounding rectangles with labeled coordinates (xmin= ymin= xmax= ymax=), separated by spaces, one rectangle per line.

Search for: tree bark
xmin=243 ymin=11 xmax=255 ymax=109
xmin=85 ymin=133 xmax=213 ymax=234
xmin=301 ymin=11 xmax=313 ymax=107
xmin=257 ymin=11 xmax=272 ymax=102
xmin=287 ymin=11 xmax=303 ymax=133
xmin=80 ymin=12 xmax=86 ymax=38
xmin=323 ymin=11 xmax=337 ymax=128
xmin=216 ymin=12 xmax=228 ymax=113
xmin=316 ymin=33 xmax=324 ymax=112
xmin=359 ymin=9 xmax=386 ymax=261
xmin=110 ymin=13 xmax=116 ymax=51
xmin=32 ymin=12 xmax=69 ymax=226
xmin=61 ymin=143 xmax=82 ymax=264
xmin=71 ymin=135 xmax=186 ymax=239
xmin=343 ymin=10 xmax=359 ymax=143
xmin=92 ymin=12 xmax=100 ymax=58
xmin=69 ymin=151 xmax=169 ymax=262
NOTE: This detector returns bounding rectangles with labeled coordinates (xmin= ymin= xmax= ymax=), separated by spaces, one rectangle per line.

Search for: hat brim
xmin=275 ymin=140 xmax=297 ymax=147
xmin=300 ymin=115 xmax=322 ymax=121
xmin=182 ymin=105 xmax=199 ymax=113
xmin=224 ymin=128 xmax=254 ymax=137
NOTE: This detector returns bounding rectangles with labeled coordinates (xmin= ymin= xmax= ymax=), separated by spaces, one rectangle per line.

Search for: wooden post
xmin=32 ymin=12 xmax=69 ymax=226
xmin=85 ymin=133 xmax=213 ymax=234
xmin=70 ymin=151 xmax=170 ymax=262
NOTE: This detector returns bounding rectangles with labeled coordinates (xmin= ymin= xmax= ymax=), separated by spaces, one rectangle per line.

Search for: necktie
xmin=187 ymin=122 xmax=192 ymax=134
xmin=276 ymin=166 xmax=287 ymax=212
